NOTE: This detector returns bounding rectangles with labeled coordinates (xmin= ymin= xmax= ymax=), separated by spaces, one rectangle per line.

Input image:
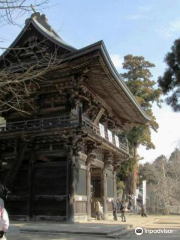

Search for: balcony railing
xmin=0 ymin=114 xmax=129 ymax=154
xmin=0 ymin=114 xmax=78 ymax=132
xmin=82 ymin=116 xmax=129 ymax=154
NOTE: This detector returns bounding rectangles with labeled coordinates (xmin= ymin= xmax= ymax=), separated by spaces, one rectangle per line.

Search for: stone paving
xmin=6 ymin=214 xmax=180 ymax=240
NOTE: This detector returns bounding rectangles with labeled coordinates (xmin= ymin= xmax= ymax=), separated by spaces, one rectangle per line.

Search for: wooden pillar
xmin=0 ymin=154 xmax=2 ymax=182
xmin=86 ymin=151 xmax=96 ymax=221
xmin=103 ymin=152 xmax=113 ymax=219
xmin=28 ymin=152 xmax=35 ymax=220
xmin=66 ymin=153 xmax=69 ymax=220
xmin=102 ymin=168 xmax=108 ymax=219
xmin=78 ymin=101 xmax=82 ymax=126
xmin=66 ymin=136 xmax=84 ymax=222
xmin=67 ymin=149 xmax=75 ymax=222
xmin=86 ymin=164 xmax=91 ymax=220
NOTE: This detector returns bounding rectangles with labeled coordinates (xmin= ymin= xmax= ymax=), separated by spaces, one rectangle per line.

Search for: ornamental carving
xmin=72 ymin=138 xmax=83 ymax=157
xmin=72 ymin=72 xmax=88 ymax=90
xmin=26 ymin=36 xmax=38 ymax=48
xmin=65 ymin=136 xmax=84 ymax=166
xmin=86 ymin=152 xmax=96 ymax=165
xmin=113 ymin=162 xmax=121 ymax=172
xmin=104 ymin=152 xmax=113 ymax=169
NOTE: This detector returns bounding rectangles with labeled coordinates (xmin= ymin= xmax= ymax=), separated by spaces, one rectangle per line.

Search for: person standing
xmin=0 ymin=198 xmax=9 ymax=240
xmin=111 ymin=198 xmax=118 ymax=221
xmin=120 ymin=199 xmax=126 ymax=222
xmin=95 ymin=200 xmax=101 ymax=220
xmin=141 ymin=204 xmax=147 ymax=217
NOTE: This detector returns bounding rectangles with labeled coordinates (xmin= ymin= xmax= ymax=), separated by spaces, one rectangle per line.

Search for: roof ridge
xmin=25 ymin=12 xmax=61 ymax=39
xmin=25 ymin=12 xmax=76 ymax=51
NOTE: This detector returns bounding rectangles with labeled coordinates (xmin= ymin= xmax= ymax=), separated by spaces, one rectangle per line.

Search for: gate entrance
xmin=91 ymin=167 xmax=103 ymax=218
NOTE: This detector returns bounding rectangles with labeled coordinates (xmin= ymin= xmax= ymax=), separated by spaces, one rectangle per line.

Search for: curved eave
xmin=99 ymin=41 xmax=151 ymax=123
xmin=0 ymin=18 xmax=76 ymax=61
xmin=31 ymin=18 xmax=77 ymax=52
xmin=62 ymin=41 xmax=151 ymax=123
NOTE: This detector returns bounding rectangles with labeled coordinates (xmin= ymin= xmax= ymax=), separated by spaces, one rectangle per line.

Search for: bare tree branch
xmin=0 ymin=0 xmax=49 ymax=26
xmin=0 ymin=38 xmax=63 ymax=115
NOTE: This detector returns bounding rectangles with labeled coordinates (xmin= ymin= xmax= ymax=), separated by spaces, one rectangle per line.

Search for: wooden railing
xmin=0 ymin=114 xmax=78 ymax=132
xmin=82 ymin=116 xmax=129 ymax=154
xmin=0 ymin=114 xmax=129 ymax=154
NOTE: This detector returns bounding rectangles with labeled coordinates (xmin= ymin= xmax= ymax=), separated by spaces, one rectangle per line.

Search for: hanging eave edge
xmin=61 ymin=41 xmax=151 ymax=124
xmin=0 ymin=18 xmax=77 ymax=61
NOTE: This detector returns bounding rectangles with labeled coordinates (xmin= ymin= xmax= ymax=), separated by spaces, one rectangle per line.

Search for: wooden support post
xmin=69 ymin=162 xmax=75 ymax=222
xmin=86 ymin=164 xmax=91 ymax=220
xmin=78 ymin=101 xmax=82 ymax=126
xmin=86 ymin=146 xmax=97 ymax=221
xmin=28 ymin=152 xmax=36 ymax=220
xmin=66 ymin=154 xmax=69 ymax=221
xmin=93 ymin=107 xmax=105 ymax=126
xmin=4 ymin=141 xmax=27 ymax=188
xmin=113 ymin=170 xmax=117 ymax=198
xmin=102 ymin=169 xmax=108 ymax=219
xmin=67 ymin=150 xmax=75 ymax=222
xmin=0 ymin=154 xmax=2 ymax=182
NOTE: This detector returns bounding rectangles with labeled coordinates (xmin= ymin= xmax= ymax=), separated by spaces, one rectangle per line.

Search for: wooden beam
xmin=36 ymin=150 xmax=67 ymax=157
xmin=7 ymin=195 xmax=28 ymax=201
xmin=4 ymin=141 xmax=28 ymax=188
xmin=34 ymin=195 xmax=67 ymax=201
xmin=91 ymin=158 xmax=104 ymax=169
xmin=93 ymin=107 xmax=105 ymax=126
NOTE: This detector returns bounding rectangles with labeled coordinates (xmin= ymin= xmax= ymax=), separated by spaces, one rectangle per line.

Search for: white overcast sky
xmin=1 ymin=0 xmax=180 ymax=163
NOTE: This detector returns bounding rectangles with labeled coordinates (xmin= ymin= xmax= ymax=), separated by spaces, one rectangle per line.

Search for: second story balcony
xmin=0 ymin=114 xmax=129 ymax=155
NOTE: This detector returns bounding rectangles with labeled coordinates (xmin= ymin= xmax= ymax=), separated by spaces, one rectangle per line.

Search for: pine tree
xmin=119 ymin=55 xmax=162 ymax=196
xmin=158 ymin=39 xmax=180 ymax=111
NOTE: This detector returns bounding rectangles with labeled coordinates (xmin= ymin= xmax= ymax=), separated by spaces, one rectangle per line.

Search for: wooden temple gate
xmin=0 ymin=12 xmax=149 ymax=221
xmin=0 ymin=113 xmax=128 ymax=221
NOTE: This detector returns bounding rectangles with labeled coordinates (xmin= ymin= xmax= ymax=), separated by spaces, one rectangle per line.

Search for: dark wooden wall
xmin=3 ymin=156 xmax=68 ymax=221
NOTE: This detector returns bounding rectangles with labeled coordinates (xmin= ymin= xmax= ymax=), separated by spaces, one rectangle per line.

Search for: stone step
xmin=20 ymin=224 xmax=133 ymax=237
xmin=107 ymin=225 xmax=133 ymax=238
xmin=6 ymin=226 xmax=20 ymax=237
xmin=107 ymin=229 xmax=134 ymax=239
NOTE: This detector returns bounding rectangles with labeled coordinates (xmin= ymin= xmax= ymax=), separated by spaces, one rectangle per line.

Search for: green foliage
xmin=117 ymin=157 xmax=136 ymax=179
xmin=169 ymin=148 xmax=180 ymax=163
xmin=117 ymin=181 xmax=125 ymax=190
xmin=167 ymin=148 xmax=180 ymax=180
xmin=158 ymin=39 xmax=180 ymax=111
xmin=118 ymin=55 xmax=162 ymax=194
xmin=153 ymin=154 xmax=167 ymax=167
xmin=116 ymin=181 xmax=125 ymax=196
xmin=127 ymin=125 xmax=155 ymax=150
xmin=121 ymin=54 xmax=162 ymax=149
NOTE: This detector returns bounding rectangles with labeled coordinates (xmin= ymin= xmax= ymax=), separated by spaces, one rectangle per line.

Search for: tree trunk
xmin=122 ymin=175 xmax=131 ymax=200
xmin=132 ymin=147 xmax=138 ymax=197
